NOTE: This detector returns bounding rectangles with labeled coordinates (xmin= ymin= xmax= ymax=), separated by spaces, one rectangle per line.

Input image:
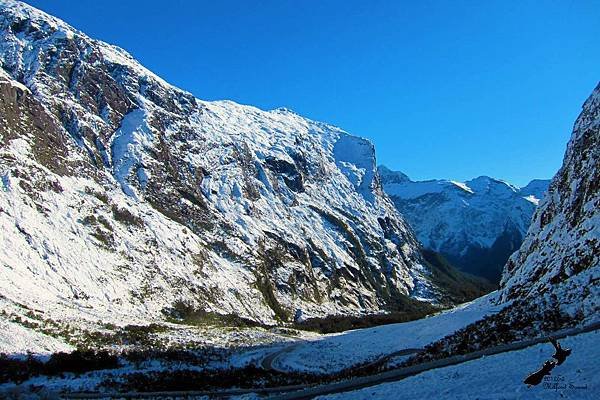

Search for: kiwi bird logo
xmin=523 ymin=338 xmax=572 ymax=387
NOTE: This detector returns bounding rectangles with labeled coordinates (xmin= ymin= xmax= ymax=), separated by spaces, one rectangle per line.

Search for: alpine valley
xmin=0 ymin=1 xmax=598 ymax=399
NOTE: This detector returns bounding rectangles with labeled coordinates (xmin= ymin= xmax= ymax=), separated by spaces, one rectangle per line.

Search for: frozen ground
xmin=0 ymin=293 xmax=502 ymax=394
xmin=0 ymin=319 xmax=73 ymax=356
xmin=317 ymin=329 xmax=599 ymax=400
xmin=0 ymin=324 xmax=316 ymax=394
xmin=275 ymin=292 xmax=505 ymax=373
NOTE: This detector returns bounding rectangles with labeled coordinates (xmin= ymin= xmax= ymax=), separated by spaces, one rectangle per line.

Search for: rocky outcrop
xmin=0 ymin=1 xmax=458 ymax=331
xmin=500 ymin=83 xmax=600 ymax=321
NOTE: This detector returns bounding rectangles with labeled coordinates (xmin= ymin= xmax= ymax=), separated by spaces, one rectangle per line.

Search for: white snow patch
xmin=318 ymin=329 xmax=600 ymax=400
xmin=449 ymin=180 xmax=474 ymax=194
xmin=110 ymin=108 xmax=153 ymax=197
xmin=276 ymin=292 xmax=504 ymax=374
xmin=0 ymin=319 xmax=73 ymax=356
xmin=523 ymin=194 xmax=540 ymax=206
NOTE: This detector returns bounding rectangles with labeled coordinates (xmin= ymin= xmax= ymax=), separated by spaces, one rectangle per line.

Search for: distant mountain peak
xmin=379 ymin=168 xmax=550 ymax=283
xmin=377 ymin=165 xmax=411 ymax=184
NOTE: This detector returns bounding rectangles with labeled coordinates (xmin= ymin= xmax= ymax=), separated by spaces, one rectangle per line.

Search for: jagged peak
xmin=465 ymin=175 xmax=518 ymax=193
xmin=1 ymin=0 xmax=75 ymax=33
xmin=377 ymin=165 xmax=411 ymax=183
xmin=0 ymin=0 xmax=189 ymax=97
xmin=270 ymin=106 xmax=298 ymax=115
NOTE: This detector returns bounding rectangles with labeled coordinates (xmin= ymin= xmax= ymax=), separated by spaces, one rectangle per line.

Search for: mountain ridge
xmin=0 ymin=0 xmax=480 ymax=342
xmin=379 ymin=166 xmax=550 ymax=282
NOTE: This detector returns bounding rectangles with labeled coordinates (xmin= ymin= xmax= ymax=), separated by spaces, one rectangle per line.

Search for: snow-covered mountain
xmin=500 ymin=82 xmax=600 ymax=318
xmin=379 ymin=167 xmax=549 ymax=283
xmin=0 ymin=0 xmax=484 ymax=339
xmin=406 ymin=83 xmax=600 ymax=367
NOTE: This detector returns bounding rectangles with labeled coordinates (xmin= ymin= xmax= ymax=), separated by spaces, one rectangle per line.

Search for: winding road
xmin=260 ymin=341 xmax=305 ymax=372
xmin=259 ymin=341 xmax=422 ymax=373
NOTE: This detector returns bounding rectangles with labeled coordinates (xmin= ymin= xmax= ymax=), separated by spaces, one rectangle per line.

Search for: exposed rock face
xmin=399 ymin=83 xmax=599 ymax=366
xmin=500 ymin=82 xmax=600 ymax=320
xmin=0 ymin=1 xmax=452 ymax=329
xmin=379 ymin=166 xmax=549 ymax=283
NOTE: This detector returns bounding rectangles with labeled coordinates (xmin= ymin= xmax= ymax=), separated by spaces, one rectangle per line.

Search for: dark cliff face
xmin=500 ymin=83 xmax=600 ymax=315
xmin=396 ymin=84 xmax=600 ymax=365
xmin=442 ymin=225 xmax=524 ymax=284
xmin=1 ymin=1 xmax=480 ymax=327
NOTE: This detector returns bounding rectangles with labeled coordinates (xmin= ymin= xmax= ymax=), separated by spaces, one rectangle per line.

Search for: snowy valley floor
xmin=272 ymin=292 xmax=504 ymax=374
xmin=2 ymin=292 xmax=597 ymax=398
xmin=0 ymin=293 xmax=508 ymax=396
xmin=316 ymin=329 xmax=599 ymax=400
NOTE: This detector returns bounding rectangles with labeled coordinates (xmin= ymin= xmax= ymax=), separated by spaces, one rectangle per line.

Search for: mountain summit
xmin=0 ymin=0 xmax=485 ymax=338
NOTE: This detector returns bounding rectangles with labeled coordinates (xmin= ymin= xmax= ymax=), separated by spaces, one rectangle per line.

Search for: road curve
xmin=269 ymin=321 xmax=600 ymax=400
xmin=260 ymin=342 xmax=305 ymax=372
xmin=259 ymin=340 xmax=421 ymax=373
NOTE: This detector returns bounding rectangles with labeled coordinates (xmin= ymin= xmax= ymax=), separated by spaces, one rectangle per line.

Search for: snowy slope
xmin=0 ymin=0 xmax=453 ymax=350
xmin=0 ymin=319 xmax=74 ymax=356
xmin=318 ymin=329 xmax=600 ymax=400
xmin=379 ymin=166 xmax=549 ymax=282
xmin=398 ymin=82 xmax=600 ymax=369
xmin=273 ymin=292 xmax=503 ymax=374
xmin=500 ymin=82 xmax=600 ymax=321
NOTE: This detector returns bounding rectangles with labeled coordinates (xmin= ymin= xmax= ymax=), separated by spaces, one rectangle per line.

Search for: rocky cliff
xmin=500 ymin=83 xmax=600 ymax=320
xmin=0 ymin=1 xmax=460 ymax=334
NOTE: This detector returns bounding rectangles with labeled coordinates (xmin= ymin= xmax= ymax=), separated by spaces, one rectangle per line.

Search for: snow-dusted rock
xmin=387 ymin=86 xmax=599 ymax=363
xmin=500 ymin=82 xmax=600 ymax=321
xmin=0 ymin=0 xmax=454 ymax=338
xmin=379 ymin=166 xmax=549 ymax=282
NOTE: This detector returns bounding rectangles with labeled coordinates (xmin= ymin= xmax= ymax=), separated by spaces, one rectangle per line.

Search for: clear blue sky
xmin=25 ymin=0 xmax=600 ymax=186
